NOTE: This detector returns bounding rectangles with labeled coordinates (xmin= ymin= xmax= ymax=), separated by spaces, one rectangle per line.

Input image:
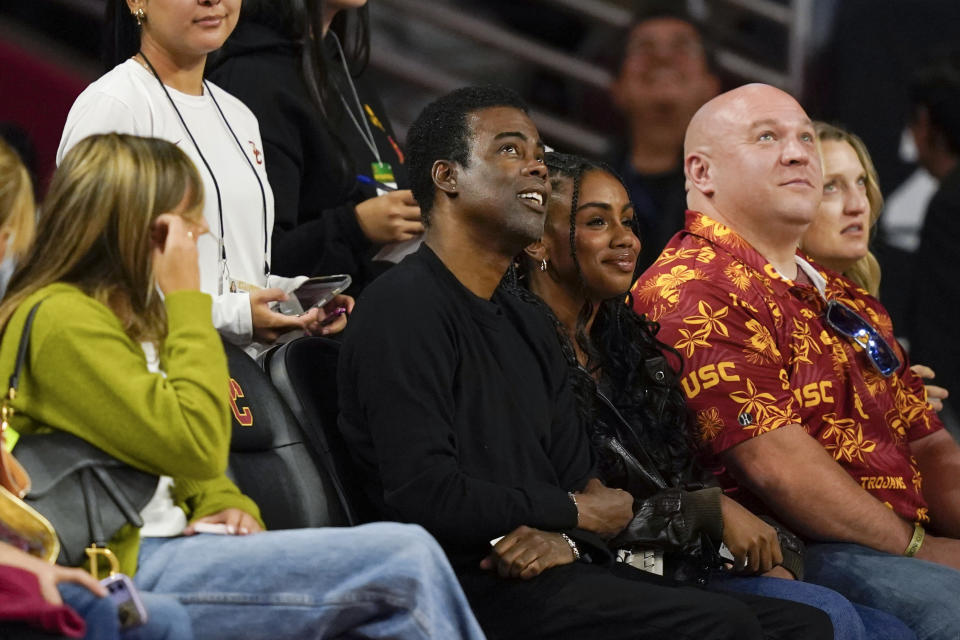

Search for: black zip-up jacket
xmin=209 ymin=21 xmax=408 ymax=295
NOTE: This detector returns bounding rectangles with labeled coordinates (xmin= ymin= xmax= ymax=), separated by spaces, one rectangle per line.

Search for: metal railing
xmin=23 ymin=0 xmax=816 ymax=152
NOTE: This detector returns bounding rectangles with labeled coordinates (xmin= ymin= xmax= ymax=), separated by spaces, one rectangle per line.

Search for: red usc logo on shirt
xmin=247 ymin=141 xmax=263 ymax=165
xmin=229 ymin=378 xmax=253 ymax=427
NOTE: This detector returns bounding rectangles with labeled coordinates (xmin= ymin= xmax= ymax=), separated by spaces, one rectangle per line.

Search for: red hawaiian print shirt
xmin=631 ymin=211 xmax=943 ymax=525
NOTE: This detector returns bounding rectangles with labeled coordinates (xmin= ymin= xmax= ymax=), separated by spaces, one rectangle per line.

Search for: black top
xmin=209 ymin=22 xmax=408 ymax=294
xmin=614 ymin=153 xmax=687 ymax=276
xmin=909 ymin=164 xmax=960 ymax=406
xmin=337 ymin=245 xmax=591 ymax=564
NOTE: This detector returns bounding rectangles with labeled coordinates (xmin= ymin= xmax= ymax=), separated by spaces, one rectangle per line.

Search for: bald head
xmin=685 ymin=84 xmax=807 ymax=159
xmin=682 ymin=83 xmax=821 ymax=254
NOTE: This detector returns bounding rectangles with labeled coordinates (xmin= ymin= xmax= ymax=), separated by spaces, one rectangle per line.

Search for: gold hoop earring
xmin=539 ymin=258 xmax=548 ymax=272
xmin=135 ymin=7 xmax=146 ymax=26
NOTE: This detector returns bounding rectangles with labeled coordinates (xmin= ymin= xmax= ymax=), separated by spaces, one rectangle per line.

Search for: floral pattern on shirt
xmin=632 ymin=211 xmax=944 ymax=525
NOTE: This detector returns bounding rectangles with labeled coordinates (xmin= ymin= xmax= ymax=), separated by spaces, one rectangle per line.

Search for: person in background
xmin=58 ymin=0 xmax=340 ymax=347
xmin=633 ymin=83 xmax=960 ymax=640
xmin=517 ymin=150 xmax=914 ymax=640
xmin=608 ymin=0 xmax=719 ymax=274
xmin=0 ymin=138 xmax=35 ymax=274
xmin=800 ymin=121 xmax=948 ymax=413
xmin=2 ymin=133 xmax=485 ymax=640
xmin=209 ymin=0 xmax=422 ymax=295
xmin=904 ymin=53 xmax=960 ymax=433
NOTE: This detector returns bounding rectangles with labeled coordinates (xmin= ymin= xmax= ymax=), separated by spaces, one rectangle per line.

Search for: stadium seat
xmin=221 ymin=339 xmax=349 ymax=528
xmin=266 ymin=336 xmax=370 ymax=526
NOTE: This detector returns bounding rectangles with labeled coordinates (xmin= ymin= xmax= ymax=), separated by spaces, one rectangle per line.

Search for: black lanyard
xmin=137 ymin=51 xmax=270 ymax=292
xmin=328 ymin=32 xmax=380 ymax=164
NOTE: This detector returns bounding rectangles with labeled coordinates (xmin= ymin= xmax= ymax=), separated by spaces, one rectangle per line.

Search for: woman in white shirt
xmin=58 ymin=0 xmax=346 ymax=345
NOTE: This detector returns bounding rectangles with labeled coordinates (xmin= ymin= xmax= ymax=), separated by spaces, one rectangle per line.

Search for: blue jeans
xmin=710 ymin=573 xmax=915 ymax=640
xmin=135 ymin=522 xmax=485 ymax=640
xmin=805 ymin=542 xmax=960 ymax=640
xmin=59 ymin=583 xmax=192 ymax=640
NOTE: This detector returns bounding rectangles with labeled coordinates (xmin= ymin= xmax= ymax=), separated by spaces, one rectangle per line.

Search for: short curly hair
xmin=406 ymin=86 xmax=528 ymax=225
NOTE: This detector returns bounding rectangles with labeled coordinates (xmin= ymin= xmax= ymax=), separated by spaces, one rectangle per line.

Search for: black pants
xmin=459 ymin=562 xmax=833 ymax=640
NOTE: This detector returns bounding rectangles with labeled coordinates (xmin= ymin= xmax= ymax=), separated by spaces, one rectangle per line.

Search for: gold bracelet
xmin=903 ymin=523 xmax=925 ymax=557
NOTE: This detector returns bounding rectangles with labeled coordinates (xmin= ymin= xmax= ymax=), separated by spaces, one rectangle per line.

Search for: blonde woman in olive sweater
xmin=0 ymin=134 xmax=484 ymax=640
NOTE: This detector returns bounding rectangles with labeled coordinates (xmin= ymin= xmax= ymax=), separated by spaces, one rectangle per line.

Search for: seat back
xmin=222 ymin=340 xmax=349 ymax=528
xmin=267 ymin=336 xmax=370 ymax=525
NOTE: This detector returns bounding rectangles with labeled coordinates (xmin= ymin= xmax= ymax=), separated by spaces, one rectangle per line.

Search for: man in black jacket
xmin=906 ymin=53 xmax=960 ymax=436
xmin=337 ymin=85 xmax=831 ymax=640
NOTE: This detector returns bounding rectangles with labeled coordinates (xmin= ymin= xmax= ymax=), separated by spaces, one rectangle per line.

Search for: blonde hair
xmin=813 ymin=122 xmax=884 ymax=296
xmin=0 ymin=138 xmax=36 ymax=259
xmin=0 ymin=133 xmax=204 ymax=343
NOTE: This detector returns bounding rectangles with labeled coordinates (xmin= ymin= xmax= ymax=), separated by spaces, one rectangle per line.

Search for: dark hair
xmin=236 ymin=0 xmax=370 ymax=115
xmin=104 ymin=0 xmax=371 ymax=95
xmin=406 ymin=86 xmax=528 ymax=225
xmin=909 ymin=49 xmax=960 ymax=155
xmin=103 ymin=0 xmax=139 ymax=69
xmin=510 ymin=151 xmax=695 ymax=481
xmin=616 ymin=0 xmax=716 ymax=75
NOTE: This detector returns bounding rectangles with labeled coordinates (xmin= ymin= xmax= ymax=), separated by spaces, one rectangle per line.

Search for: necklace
xmin=328 ymin=32 xmax=381 ymax=163
xmin=136 ymin=51 xmax=270 ymax=294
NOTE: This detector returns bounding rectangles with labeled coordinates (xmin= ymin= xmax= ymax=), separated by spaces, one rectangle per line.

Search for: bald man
xmin=632 ymin=83 xmax=960 ymax=639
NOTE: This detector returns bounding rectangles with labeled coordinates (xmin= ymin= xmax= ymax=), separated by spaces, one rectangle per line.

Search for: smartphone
xmin=191 ymin=522 xmax=233 ymax=535
xmin=275 ymin=274 xmax=352 ymax=316
xmin=101 ymin=573 xmax=148 ymax=630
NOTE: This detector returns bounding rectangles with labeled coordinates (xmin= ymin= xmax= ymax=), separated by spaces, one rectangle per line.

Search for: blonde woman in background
xmin=801 ymin=122 xmax=948 ymax=411
xmin=0 ymin=138 xmax=35 ymax=266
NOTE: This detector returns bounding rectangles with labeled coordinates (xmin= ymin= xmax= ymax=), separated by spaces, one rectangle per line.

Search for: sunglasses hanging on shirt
xmin=823 ymin=300 xmax=901 ymax=377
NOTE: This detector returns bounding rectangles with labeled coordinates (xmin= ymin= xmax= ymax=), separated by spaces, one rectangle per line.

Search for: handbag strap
xmin=6 ymin=299 xmax=148 ymax=555
xmin=6 ymin=299 xmax=46 ymax=398
xmin=0 ymin=301 xmax=46 ymax=495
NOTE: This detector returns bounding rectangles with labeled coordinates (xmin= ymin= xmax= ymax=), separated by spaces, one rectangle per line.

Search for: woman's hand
xmin=184 ymin=508 xmax=263 ymax=536
xmin=249 ymin=288 xmax=323 ymax=343
xmin=912 ymin=364 xmax=949 ymax=412
xmin=719 ymin=494 xmax=783 ymax=574
xmin=0 ymin=542 xmax=106 ymax=605
xmin=761 ymin=565 xmax=795 ymax=580
xmin=313 ymin=294 xmax=355 ymax=336
xmin=151 ymin=213 xmax=204 ymax=294
xmin=572 ymin=477 xmax=633 ymax=539
xmin=354 ymin=190 xmax=424 ymax=244
xmin=480 ymin=526 xmax=575 ymax=579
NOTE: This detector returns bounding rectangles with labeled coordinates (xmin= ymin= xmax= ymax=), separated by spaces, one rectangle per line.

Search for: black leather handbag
xmin=5 ymin=300 xmax=159 ymax=570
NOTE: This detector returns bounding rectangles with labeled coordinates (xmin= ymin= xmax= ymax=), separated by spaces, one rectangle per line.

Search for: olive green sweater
xmin=0 ymin=283 xmax=261 ymax=575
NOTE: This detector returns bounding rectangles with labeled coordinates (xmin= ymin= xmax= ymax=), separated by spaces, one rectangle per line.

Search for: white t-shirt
xmin=58 ymin=59 xmax=302 ymax=345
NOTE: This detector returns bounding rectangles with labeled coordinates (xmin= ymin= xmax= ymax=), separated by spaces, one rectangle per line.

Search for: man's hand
xmin=480 ymin=526 xmax=575 ymax=579
xmin=719 ymin=494 xmax=783 ymax=574
xmin=912 ymin=364 xmax=949 ymax=412
xmin=249 ymin=288 xmax=323 ymax=344
xmin=914 ymin=534 xmax=960 ymax=571
xmin=184 ymin=508 xmax=263 ymax=536
xmin=572 ymin=477 xmax=633 ymax=539
xmin=0 ymin=542 xmax=106 ymax=605
xmin=355 ymin=190 xmax=424 ymax=245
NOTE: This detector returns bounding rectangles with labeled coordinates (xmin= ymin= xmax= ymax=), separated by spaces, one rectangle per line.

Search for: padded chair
xmin=221 ymin=340 xmax=349 ymax=529
xmin=266 ymin=336 xmax=370 ymax=526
